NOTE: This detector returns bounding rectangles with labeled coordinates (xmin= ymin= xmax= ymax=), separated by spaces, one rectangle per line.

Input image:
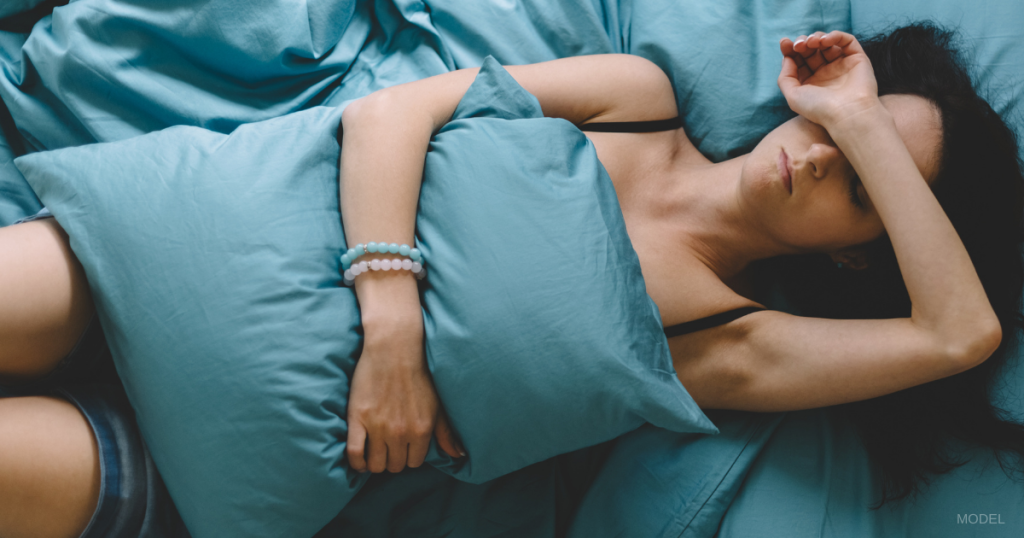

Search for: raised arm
xmin=674 ymin=31 xmax=1002 ymax=413
xmin=339 ymin=54 xmax=678 ymax=474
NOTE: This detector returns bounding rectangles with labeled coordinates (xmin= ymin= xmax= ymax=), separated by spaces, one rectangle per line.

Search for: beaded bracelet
xmin=342 ymin=258 xmax=426 ymax=287
xmin=340 ymin=242 xmax=423 ymax=271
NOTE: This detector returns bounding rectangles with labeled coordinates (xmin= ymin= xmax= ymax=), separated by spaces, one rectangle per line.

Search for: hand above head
xmin=345 ymin=306 xmax=466 ymax=475
xmin=778 ymin=31 xmax=883 ymax=130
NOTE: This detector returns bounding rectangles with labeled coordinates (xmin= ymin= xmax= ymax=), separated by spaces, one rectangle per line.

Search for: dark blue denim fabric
xmin=54 ymin=384 xmax=192 ymax=538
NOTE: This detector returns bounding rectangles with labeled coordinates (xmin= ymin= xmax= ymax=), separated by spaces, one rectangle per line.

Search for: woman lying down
xmin=2 ymin=22 xmax=1023 ymax=538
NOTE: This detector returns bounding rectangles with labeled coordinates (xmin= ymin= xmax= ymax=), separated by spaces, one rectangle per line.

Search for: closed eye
xmin=848 ymin=175 xmax=865 ymax=209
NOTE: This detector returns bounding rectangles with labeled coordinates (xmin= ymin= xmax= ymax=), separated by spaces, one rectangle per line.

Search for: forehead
xmin=880 ymin=94 xmax=943 ymax=184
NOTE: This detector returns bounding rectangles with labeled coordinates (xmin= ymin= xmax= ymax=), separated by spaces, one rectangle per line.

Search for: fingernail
xmin=795 ymin=39 xmax=805 ymax=45
xmin=459 ymin=449 xmax=467 ymax=457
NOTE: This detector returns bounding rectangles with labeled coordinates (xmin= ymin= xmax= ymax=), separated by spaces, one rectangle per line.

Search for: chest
xmin=581 ymin=130 xmax=754 ymax=325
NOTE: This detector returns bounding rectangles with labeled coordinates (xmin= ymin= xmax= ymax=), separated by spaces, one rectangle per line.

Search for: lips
xmin=778 ymin=149 xmax=792 ymax=194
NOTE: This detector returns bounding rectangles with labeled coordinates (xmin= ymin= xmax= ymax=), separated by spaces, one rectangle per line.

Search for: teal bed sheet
xmin=2 ymin=0 xmax=1024 ymax=536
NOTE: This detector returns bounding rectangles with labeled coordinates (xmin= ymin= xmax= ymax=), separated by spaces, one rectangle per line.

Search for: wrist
xmin=827 ymin=100 xmax=892 ymax=139
xmin=355 ymin=274 xmax=422 ymax=331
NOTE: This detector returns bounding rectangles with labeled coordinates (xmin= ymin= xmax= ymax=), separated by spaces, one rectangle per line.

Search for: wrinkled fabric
xmin=2 ymin=0 xmax=1023 ymax=536
xmin=0 ymin=0 xmax=52 ymax=19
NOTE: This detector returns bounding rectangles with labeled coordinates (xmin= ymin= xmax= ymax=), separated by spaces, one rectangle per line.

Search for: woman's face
xmin=740 ymin=94 xmax=943 ymax=256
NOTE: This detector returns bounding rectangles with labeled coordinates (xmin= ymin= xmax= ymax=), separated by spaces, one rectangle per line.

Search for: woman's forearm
xmin=339 ymin=96 xmax=434 ymax=254
xmin=339 ymin=92 xmax=474 ymax=472
xmin=337 ymin=68 xmax=487 ymax=331
xmin=338 ymin=95 xmax=438 ymax=332
xmin=830 ymin=107 xmax=1002 ymax=363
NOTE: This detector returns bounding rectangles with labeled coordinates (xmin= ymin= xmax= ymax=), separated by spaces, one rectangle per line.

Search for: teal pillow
xmin=15 ymin=56 xmax=715 ymax=537
xmin=850 ymin=1 xmax=1024 ymax=161
xmin=420 ymin=56 xmax=717 ymax=483
xmin=17 ymin=106 xmax=363 ymax=538
xmin=623 ymin=0 xmax=851 ymax=161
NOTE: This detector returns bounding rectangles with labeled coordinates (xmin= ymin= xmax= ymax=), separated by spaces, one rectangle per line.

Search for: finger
xmin=793 ymin=35 xmax=811 ymax=57
xmin=804 ymin=49 xmax=826 ymax=72
xmin=778 ymin=54 xmax=800 ymax=89
xmin=385 ymin=440 xmax=409 ymax=474
xmin=797 ymin=64 xmax=813 ymax=83
xmin=780 ymin=37 xmax=794 ymax=58
xmin=796 ymin=36 xmax=818 ymax=60
xmin=435 ymin=411 xmax=465 ymax=458
xmin=790 ymin=51 xmax=808 ymax=70
xmin=817 ymin=32 xmax=844 ymax=62
xmin=346 ymin=421 xmax=368 ymax=472
xmin=788 ymin=53 xmax=813 ymax=82
xmin=434 ymin=410 xmax=466 ymax=459
xmin=780 ymin=42 xmax=814 ymax=77
xmin=828 ymin=31 xmax=866 ymax=56
xmin=778 ymin=55 xmax=803 ymax=95
xmin=366 ymin=431 xmax=387 ymax=473
xmin=407 ymin=434 xmax=430 ymax=468
xmin=803 ymin=32 xmax=828 ymax=71
xmin=822 ymin=45 xmax=843 ymax=63
xmin=782 ymin=54 xmax=798 ymax=85
xmin=805 ymin=31 xmax=826 ymax=50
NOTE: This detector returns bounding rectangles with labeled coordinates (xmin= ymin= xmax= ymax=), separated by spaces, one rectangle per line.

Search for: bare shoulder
xmin=548 ymin=54 xmax=679 ymax=123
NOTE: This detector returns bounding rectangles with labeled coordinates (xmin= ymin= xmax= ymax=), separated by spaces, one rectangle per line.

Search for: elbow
xmin=974 ymin=319 xmax=1004 ymax=364
xmin=339 ymin=96 xmax=369 ymax=142
xmin=946 ymin=318 xmax=1003 ymax=369
xmin=341 ymin=89 xmax=436 ymax=140
xmin=342 ymin=92 xmax=388 ymax=127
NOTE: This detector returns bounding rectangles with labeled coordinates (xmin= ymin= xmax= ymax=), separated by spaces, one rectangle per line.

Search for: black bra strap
xmin=578 ymin=116 xmax=682 ymax=133
xmin=663 ymin=306 xmax=766 ymax=339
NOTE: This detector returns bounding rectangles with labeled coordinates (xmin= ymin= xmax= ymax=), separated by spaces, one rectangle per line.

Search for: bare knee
xmin=0 ymin=219 xmax=94 ymax=383
xmin=0 ymin=396 xmax=101 ymax=538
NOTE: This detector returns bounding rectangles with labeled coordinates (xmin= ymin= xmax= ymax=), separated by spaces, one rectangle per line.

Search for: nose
xmin=805 ymin=142 xmax=842 ymax=179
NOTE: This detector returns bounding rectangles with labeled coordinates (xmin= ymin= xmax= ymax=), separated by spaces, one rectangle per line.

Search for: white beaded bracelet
xmin=342 ymin=257 xmax=426 ymax=287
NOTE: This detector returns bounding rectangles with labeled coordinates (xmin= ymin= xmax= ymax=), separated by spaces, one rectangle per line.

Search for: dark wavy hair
xmin=753 ymin=22 xmax=1024 ymax=508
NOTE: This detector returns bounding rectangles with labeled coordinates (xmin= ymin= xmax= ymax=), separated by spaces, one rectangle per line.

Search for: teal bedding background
xmin=2 ymin=0 xmax=1023 ymax=536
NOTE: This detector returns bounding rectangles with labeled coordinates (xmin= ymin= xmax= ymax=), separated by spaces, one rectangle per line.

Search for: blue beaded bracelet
xmin=340 ymin=242 xmax=423 ymax=271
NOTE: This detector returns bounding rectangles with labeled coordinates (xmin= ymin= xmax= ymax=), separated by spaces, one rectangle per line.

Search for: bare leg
xmin=0 ymin=219 xmax=94 ymax=383
xmin=0 ymin=396 xmax=101 ymax=538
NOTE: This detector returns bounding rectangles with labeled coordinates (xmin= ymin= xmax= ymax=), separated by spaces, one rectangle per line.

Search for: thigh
xmin=0 ymin=219 xmax=94 ymax=383
xmin=0 ymin=395 xmax=100 ymax=538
